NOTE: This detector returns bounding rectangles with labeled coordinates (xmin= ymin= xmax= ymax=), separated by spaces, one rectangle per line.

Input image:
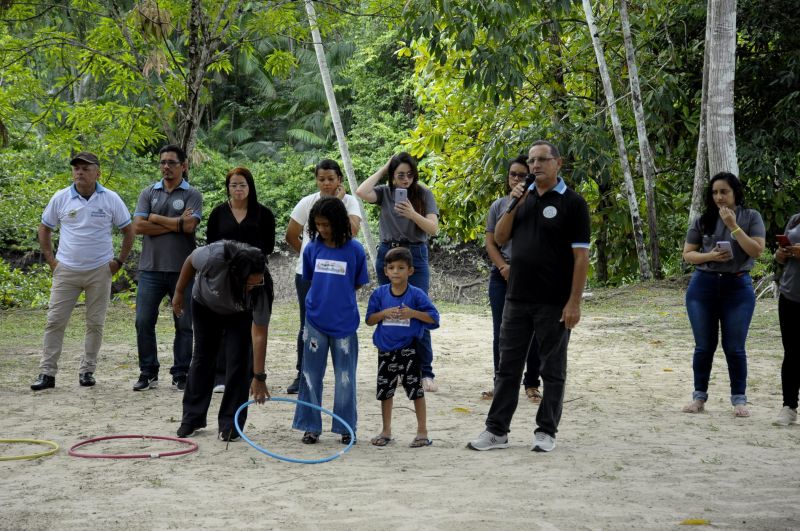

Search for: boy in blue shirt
xmin=366 ymin=247 xmax=440 ymax=447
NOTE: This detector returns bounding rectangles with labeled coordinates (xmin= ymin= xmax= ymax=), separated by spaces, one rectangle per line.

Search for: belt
xmin=382 ymin=240 xmax=424 ymax=248
xmin=699 ymin=269 xmax=747 ymax=277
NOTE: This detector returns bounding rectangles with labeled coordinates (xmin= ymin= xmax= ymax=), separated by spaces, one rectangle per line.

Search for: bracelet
xmin=730 ymin=226 xmax=742 ymax=236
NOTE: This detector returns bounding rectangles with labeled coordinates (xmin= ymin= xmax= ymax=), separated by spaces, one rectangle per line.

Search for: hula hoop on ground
xmin=68 ymin=435 xmax=199 ymax=459
xmin=235 ymin=397 xmax=355 ymax=464
xmin=0 ymin=438 xmax=59 ymax=461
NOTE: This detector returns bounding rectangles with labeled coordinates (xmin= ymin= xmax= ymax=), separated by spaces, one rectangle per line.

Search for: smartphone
xmin=776 ymin=234 xmax=791 ymax=247
xmin=394 ymin=187 xmax=407 ymax=204
xmin=715 ymin=241 xmax=732 ymax=253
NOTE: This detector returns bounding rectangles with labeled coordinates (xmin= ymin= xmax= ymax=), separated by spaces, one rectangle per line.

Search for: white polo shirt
xmin=41 ymin=183 xmax=132 ymax=271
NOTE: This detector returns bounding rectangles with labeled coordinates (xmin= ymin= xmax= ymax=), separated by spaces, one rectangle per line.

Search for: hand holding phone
xmin=394 ymin=187 xmax=407 ymax=204
xmin=776 ymin=234 xmax=791 ymax=248
xmin=714 ymin=240 xmax=732 ymax=261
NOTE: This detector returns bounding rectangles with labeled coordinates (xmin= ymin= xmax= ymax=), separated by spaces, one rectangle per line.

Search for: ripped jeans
xmin=292 ymin=321 xmax=358 ymax=436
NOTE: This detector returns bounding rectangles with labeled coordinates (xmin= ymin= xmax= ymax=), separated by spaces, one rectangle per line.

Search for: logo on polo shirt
xmin=543 ymin=206 xmax=558 ymax=219
xmin=173 ymin=199 xmax=185 ymax=210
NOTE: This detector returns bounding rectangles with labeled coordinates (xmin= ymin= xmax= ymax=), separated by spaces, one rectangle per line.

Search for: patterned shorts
xmin=376 ymin=340 xmax=424 ymax=401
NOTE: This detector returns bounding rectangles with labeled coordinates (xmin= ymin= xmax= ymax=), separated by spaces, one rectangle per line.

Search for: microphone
xmin=506 ymin=174 xmax=536 ymax=214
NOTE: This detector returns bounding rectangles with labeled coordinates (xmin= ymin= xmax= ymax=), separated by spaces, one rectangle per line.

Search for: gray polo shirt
xmin=190 ymin=242 xmax=272 ymax=325
xmin=374 ymin=184 xmax=438 ymax=243
xmin=134 ymin=179 xmax=203 ymax=272
xmin=779 ymin=214 xmax=800 ymax=302
xmin=685 ymin=206 xmax=766 ymax=273
xmin=486 ymin=195 xmax=513 ymax=262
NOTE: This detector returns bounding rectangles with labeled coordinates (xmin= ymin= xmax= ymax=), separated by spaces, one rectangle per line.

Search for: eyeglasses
xmin=527 ymin=157 xmax=555 ymax=165
xmin=246 ymin=280 xmax=264 ymax=288
xmin=394 ymin=172 xmax=414 ymax=180
xmin=229 ymin=183 xmax=248 ymax=189
xmin=508 ymin=172 xmax=527 ymax=180
xmin=158 ymin=160 xmax=181 ymax=167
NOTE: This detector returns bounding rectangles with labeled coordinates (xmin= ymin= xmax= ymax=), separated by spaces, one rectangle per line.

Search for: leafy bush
xmin=0 ymin=258 xmax=51 ymax=308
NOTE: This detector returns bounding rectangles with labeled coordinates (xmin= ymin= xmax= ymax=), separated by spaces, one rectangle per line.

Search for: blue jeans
xmin=488 ymin=267 xmax=540 ymax=389
xmin=135 ymin=271 xmax=193 ymax=378
xmin=486 ymin=301 xmax=569 ymax=437
xmin=375 ymin=242 xmax=434 ymax=379
xmin=292 ymin=321 xmax=358 ymax=436
xmin=685 ymin=270 xmax=755 ymax=405
xmin=294 ymin=273 xmax=312 ymax=373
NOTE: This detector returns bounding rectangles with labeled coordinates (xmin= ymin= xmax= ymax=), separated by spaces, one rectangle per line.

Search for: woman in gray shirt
xmin=682 ymin=172 xmax=765 ymax=417
xmin=773 ymin=213 xmax=800 ymax=426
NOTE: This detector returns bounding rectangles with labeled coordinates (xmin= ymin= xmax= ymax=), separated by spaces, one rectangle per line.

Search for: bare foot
xmin=734 ymin=404 xmax=750 ymax=417
xmin=682 ymin=399 xmax=705 ymax=413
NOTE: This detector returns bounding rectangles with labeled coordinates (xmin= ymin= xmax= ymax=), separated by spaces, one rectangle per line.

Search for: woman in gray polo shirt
xmin=682 ymin=172 xmax=765 ymax=417
xmin=774 ymin=212 xmax=800 ymax=426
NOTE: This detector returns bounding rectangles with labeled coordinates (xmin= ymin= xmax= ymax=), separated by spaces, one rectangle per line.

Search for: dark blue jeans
xmin=375 ymin=242 xmax=434 ymax=379
xmin=135 ymin=271 xmax=193 ymax=378
xmin=488 ymin=267 xmax=540 ymax=389
xmin=779 ymin=294 xmax=800 ymax=409
xmin=685 ymin=270 xmax=755 ymax=405
xmin=294 ymin=273 xmax=312 ymax=374
xmin=486 ymin=301 xmax=569 ymax=438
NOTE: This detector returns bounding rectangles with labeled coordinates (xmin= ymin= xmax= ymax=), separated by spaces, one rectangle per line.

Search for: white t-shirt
xmin=41 ymin=183 xmax=131 ymax=271
xmin=289 ymin=192 xmax=361 ymax=274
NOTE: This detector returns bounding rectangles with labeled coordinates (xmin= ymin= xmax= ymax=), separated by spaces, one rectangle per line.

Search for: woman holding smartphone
xmin=682 ymin=172 xmax=765 ymax=417
xmin=773 ymin=213 xmax=800 ymax=426
xmin=357 ymin=152 xmax=440 ymax=391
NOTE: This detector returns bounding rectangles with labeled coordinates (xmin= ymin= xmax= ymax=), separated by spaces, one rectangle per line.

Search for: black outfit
xmin=486 ymin=180 xmax=590 ymax=438
xmin=205 ymin=201 xmax=275 ymax=386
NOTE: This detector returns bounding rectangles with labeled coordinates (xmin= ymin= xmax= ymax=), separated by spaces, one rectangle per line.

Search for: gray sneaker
xmin=531 ymin=431 xmax=556 ymax=452
xmin=467 ymin=430 xmax=509 ymax=451
xmin=773 ymin=406 xmax=798 ymax=426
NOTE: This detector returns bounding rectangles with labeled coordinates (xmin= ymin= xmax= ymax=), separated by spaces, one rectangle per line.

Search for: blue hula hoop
xmin=234 ymin=397 xmax=355 ymax=464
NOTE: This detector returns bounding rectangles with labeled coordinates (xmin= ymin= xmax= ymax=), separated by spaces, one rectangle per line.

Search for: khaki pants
xmin=40 ymin=263 xmax=112 ymax=376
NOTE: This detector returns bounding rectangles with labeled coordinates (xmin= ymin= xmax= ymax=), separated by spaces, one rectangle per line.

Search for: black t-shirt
xmin=206 ymin=202 xmax=276 ymax=258
xmin=507 ymin=184 xmax=590 ymax=306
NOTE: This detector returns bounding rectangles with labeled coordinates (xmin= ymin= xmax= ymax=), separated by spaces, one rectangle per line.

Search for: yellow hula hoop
xmin=0 ymin=438 xmax=59 ymax=461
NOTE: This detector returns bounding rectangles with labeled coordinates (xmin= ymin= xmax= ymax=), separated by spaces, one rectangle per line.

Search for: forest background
xmin=0 ymin=0 xmax=798 ymax=308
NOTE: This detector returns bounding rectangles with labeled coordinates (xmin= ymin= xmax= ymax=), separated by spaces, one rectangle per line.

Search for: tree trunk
xmin=619 ymin=0 xmax=661 ymax=278
xmin=582 ymin=0 xmax=651 ymax=280
xmin=303 ymin=0 xmax=377 ymax=268
xmin=705 ymin=0 xmax=738 ymax=178
xmin=689 ymin=3 xmax=712 ymax=225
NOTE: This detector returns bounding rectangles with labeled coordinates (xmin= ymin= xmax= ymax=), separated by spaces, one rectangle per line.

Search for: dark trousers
xmin=486 ymin=301 xmax=569 ymax=438
xmin=488 ymin=267 xmax=540 ymax=388
xmin=294 ymin=273 xmax=312 ymax=373
xmin=779 ymin=294 xmax=800 ymax=409
xmin=181 ymin=300 xmax=253 ymax=433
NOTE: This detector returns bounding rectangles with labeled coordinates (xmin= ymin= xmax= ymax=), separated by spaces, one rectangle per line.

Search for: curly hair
xmin=307 ymin=196 xmax=352 ymax=248
xmin=700 ymin=172 xmax=746 ymax=234
xmin=223 ymin=240 xmax=273 ymax=308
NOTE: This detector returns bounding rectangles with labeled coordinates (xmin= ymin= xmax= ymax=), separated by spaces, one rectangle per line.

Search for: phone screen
xmin=776 ymin=234 xmax=791 ymax=247
xmin=394 ymin=188 xmax=407 ymax=204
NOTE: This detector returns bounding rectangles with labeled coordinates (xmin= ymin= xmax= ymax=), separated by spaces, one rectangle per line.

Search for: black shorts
xmin=376 ymin=341 xmax=424 ymax=401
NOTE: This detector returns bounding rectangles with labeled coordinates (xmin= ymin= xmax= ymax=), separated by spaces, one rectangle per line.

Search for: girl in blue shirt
xmin=292 ymin=197 xmax=369 ymax=444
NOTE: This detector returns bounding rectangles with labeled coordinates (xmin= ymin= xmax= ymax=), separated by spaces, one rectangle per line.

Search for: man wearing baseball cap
xmin=31 ymin=151 xmax=134 ymax=390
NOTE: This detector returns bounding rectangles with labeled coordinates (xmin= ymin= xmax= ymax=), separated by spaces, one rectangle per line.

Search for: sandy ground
xmin=1 ymin=284 xmax=799 ymax=530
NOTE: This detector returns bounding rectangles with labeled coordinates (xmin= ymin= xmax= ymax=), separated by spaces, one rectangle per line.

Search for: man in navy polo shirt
xmin=132 ymin=145 xmax=203 ymax=392
xmin=31 ymin=151 xmax=134 ymax=390
xmin=468 ymin=140 xmax=590 ymax=453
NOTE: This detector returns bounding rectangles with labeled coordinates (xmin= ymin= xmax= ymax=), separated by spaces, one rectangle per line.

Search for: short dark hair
xmin=530 ymin=140 xmax=560 ymax=159
xmin=505 ymin=155 xmax=529 ymax=194
xmin=159 ymin=144 xmax=186 ymax=162
xmin=315 ymin=159 xmax=343 ymax=180
xmin=384 ymin=247 xmax=413 ymax=268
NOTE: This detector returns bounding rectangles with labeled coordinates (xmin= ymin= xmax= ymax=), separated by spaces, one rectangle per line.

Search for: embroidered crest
xmin=543 ymin=206 xmax=558 ymax=219
xmin=172 ymin=199 xmax=185 ymax=211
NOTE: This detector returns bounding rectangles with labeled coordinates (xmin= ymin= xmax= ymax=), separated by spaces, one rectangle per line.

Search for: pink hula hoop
xmin=68 ymin=434 xmax=199 ymax=459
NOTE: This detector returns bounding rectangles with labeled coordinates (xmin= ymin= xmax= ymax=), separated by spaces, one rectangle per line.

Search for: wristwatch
xmin=253 ymin=372 xmax=267 ymax=382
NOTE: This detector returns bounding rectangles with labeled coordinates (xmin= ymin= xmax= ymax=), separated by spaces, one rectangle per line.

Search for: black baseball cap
xmin=70 ymin=151 xmax=100 ymax=166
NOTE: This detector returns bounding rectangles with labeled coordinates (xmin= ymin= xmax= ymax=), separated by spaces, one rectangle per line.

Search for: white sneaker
xmin=422 ymin=377 xmax=438 ymax=393
xmin=531 ymin=431 xmax=556 ymax=452
xmin=213 ymin=384 xmax=225 ymax=393
xmin=773 ymin=406 xmax=798 ymax=426
xmin=467 ymin=430 xmax=509 ymax=451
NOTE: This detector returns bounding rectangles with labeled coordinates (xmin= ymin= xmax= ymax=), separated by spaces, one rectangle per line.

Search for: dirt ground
xmin=1 ymin=281 xmax=798 ymax=530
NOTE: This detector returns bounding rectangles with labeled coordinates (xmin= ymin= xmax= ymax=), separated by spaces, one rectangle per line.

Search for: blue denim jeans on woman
xmin=292 ymin=321 xmax=358 ymax=436
xmin=375 ymin=242 xmax=434 ymax=379
xmin=685 ymin=270 xmax=755 ymax=405
xmin=135 ymin=271 xmax=193 ymax=378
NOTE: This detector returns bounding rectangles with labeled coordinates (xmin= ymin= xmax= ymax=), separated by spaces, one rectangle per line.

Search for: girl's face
xmin=245 ymin=273 xmax=264 ymax=292
xmin=316 ymin=169 xmax=342 ymax=196
xmin=392 ymin=163 xmax=414 ymax=189
xmin=507 ymin=162 xmax=527 ymax=191
xmin=314 ymin=216 xmax=333 ymax=244
xmin=228 ymin=174 xmax=249 ymax=201
xmin=712 ymin=179 xmax=736 ymax=209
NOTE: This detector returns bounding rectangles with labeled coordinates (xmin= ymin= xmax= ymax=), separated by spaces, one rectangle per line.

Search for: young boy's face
xmin=384 ymin=260 xmax=414 ymax=285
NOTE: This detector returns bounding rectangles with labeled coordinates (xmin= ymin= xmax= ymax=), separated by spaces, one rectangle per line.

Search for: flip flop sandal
xmin=341 ymin=434 xmax=356 ymax=445
xmin=682 ymin=400 xmax=705 ymax=413
xmin=370 ymin=435 xmax=393 ymax=447
xmin=409 ymin=437 xmax=433 ymax=448
xmin=302 ymin=432 xmax=320 ymax=444
xmin=525 ymin=387 xmax=542 ymax=403
xmin=481 ymin=390 xmax=494 ymax=400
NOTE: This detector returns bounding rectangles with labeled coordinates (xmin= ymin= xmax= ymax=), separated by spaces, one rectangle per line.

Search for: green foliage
xmin=0 ymin=258 xmax=51 ymax=308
